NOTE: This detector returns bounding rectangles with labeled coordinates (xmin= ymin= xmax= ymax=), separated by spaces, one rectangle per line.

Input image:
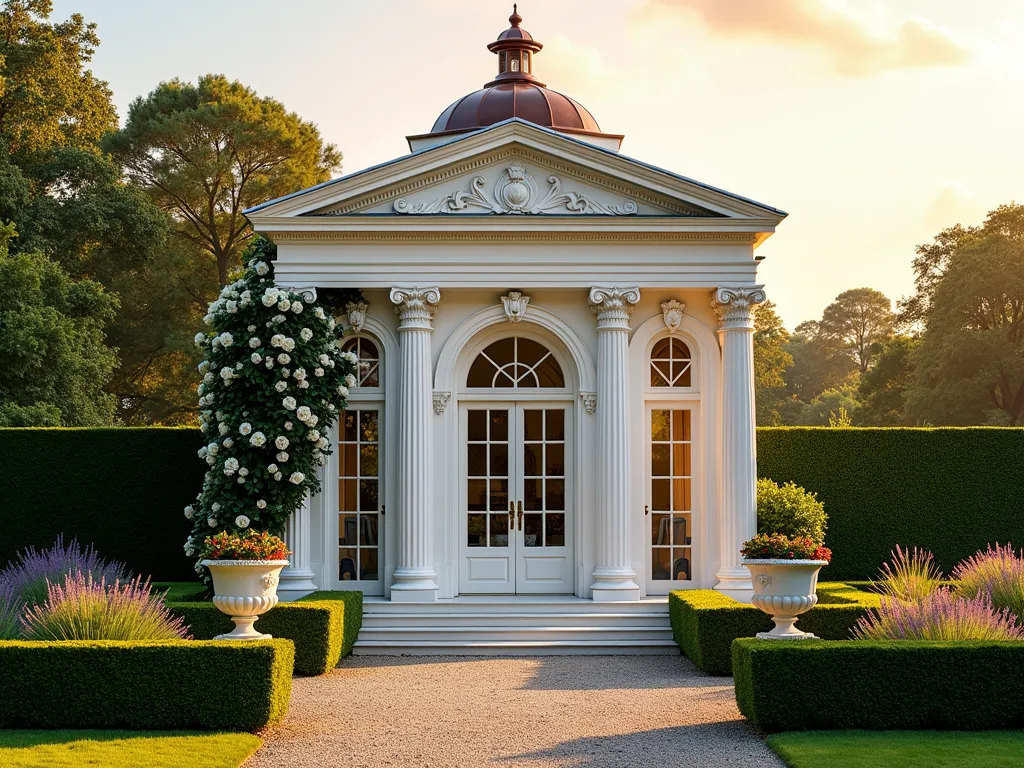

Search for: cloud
xmin=639 ymin=0 xmax=971 ymax=76
xmin=925 ymin=183 xmax=984 ymax=231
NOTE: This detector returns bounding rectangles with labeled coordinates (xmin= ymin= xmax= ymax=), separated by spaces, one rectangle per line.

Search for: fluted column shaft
xmin=589 ymin=287 xmax=641 ymax=601
xmin=712 ymin=286 xmax=766 ymax=601
xmin=390 ymin=286 xmax=441 ymax=602
xmin=278 ymin=490 xmax=318 ymax=601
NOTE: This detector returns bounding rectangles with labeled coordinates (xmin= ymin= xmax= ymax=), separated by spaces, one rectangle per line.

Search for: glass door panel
xmin=648 ymin=407 xmax=693 ymax=589
xmin=338 ymin=408 xmax=382 ymax=592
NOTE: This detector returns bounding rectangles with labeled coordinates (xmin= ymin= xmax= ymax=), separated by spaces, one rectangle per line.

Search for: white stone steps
xmin=352 ymin=639 xmax=680 ymax=656
xmin=358 ymin=625 xmax=674 ymax=643
xmin=362 ymin=612 xmax=670 ymax=628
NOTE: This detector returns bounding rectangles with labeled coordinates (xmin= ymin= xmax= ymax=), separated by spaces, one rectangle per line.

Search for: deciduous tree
xmin=818 ymin=287 xmax=896 ymax=372
xmin=753 ymin=300 xmax=793 ymax=425
xmin=858 ymin=335 xmax=918 ymax=425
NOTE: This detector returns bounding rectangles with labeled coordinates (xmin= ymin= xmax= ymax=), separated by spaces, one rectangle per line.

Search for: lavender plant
xmin=0 ymin=536 xmax=128 ymax=609
xmin=20 ymin=572 xmax=191 ymax=641
xmin=853 ymin=588 xmax=1024 ymax=641
xmin=0 ymin=580 xmax=20 ymax=639
xmin=953 ymin=543 xmax=1024 ymax=625
xmin=872 ymin=545 xmax=943 ymax=603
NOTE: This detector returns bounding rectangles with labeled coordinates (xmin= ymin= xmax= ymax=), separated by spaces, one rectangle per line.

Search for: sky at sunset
xmin=53 ymin=0 xmax=1024 ymax=328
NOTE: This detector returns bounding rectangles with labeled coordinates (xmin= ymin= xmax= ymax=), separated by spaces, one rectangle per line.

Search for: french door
xmin=459 ymin=402 xmax=574 ymax=594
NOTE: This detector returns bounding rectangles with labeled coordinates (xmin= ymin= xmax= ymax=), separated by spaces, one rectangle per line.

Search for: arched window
xmin=342 ymin=337 xmax=380 ymax=387
xmin=650 ymin=337 xmax=692 ymax=388
xmin=467 ymin=337 xmax=565 ymax=388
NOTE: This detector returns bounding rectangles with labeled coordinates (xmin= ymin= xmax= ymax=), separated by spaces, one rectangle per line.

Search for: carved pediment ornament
xmin=345 ymin=301 xmax=369 ymax=333
xmin=501 ymin=291 xmax=530 ymax=323
xmin=393 ymin=165 xmax=638 ymax=216
xmin=661 ymin=300 xmax=685 ymax=333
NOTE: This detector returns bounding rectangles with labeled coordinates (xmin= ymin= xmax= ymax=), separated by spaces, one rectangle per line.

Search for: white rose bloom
xmin=294 ymin=368 xmax=306 ymax=381
xmin=319 ymin=354 xmax=330 ymax=366
xmin=275 ymin=436 xmax=290 ymax=450
xmin=296 ymin=405 xmax=312 ymax=422
xmin=300 ymin=328 xmax=313 ymax=342
xmin=275 ymin=380 xmax=288 ymax=392
xmin=223 ymin=437 xmax=234 ymax=448
xmin=247 ymin=324 xmax=256 ymax=332
xmin=218 ymin=332 xmax=234 ymax=347
xmin=314 ymin=367 xmax=324 ymax=377
xmin=337 ymin=385 xmax=349 ymax=397
xmin=271 ymin=334 xmax=285 ymax=348
xmin=345 ymin=373 xmax=357 ymax=388
xmin=328 ymin=318 xmax=336 ymax=330
xmin=235 ymin=515 xmax=250 ymax=528
xmin=203 ymin=372 xmax=215 ymax=384
xmin=261 ymin=291 xmax=278 ymax=307
xmin=289 ymin=472 xmax=305 ymax=485
xmin=235 ymin=361 xmax=243 ymax=370
xmin=307 ymin=414 xmax=319 ymax=427
xmin=249 ymin=337 xmax=261 ymax=348
xmin=265 ymin=358 xmax=274 ymax=369
xmin=206 ymin=455 xmax=217 ymax=465
xmin=291 ymin=301 xmax=303 ymax=313
xmin=208 ymin=443 xmax=219 ymax=456
xmin=277 ymin=299 xmax=291 ymax=311
xmin=298 ymin=380 xmax=309 ymax=389
xmin=317 ymin=437 xmax=329 ymax=450
xmin=239 ymin=467 xmax=249 ymax=477
xmin=194 ymin=332 xmax=206 ymax=346
xmin=224 ymin=457 xmax=240 ymax=475
xmin=203 ymin=313 xmax=215 ymax=326
xmin=274 ymin=471 xmax=283 ymax=481
xmin=251 ymin=353 xmax=262 ymax=365
xmin=282 ymin=396 xmax=297 ymax=410
xmin=307 ymin=429 xmax=321 ymax=442
xmin=277 ymin=451 xmax=289 ymax=462
xmin=249 ymin=431 xmax=266 ymax=447
xmin=238 ymin=422 xmax=252 ymax=435
xmin=237 ymin=476 xmax=246 ymax=484
xmin=219 ymin=366 xmax=234 ymax=381
xmin=211 ymin=337 xmax=220 ymax=349
xmin=218 ymin=423 xmax=230 ymax=436
xmin=199 ymin=360 xmax=210 ymax=373
xmin=268 ymin=463 xmax=278 ymax=473
xmin=314 ymin=306 xmax=326 ymax=320
xmin=257 ymin=499 xmax=267 ymax=509
xmin=284 ymin=421 xmax=294 ymax=430
xmin=226 ymin=300 xmax=238 ymax=314
xmin=273 ymin=314 xmax=286 ymax=324
xmin=184 ymin=505 xmax=195 ymax=519
xmin=208 ymin=518 xmax=217 ymax=527
xmin=282 ymin=337 xmax=295 ymax=352
xmin=255 ymin=262 xmax=270 ymax=276
xmin=341 ymin=351 xmax=358 ymax=364
xmin=277 ymin=353 xmax=291 ymax=365
xmin=281 ymin=368 xmax=290 ymax=378
xmin=198 ymin=447 xmax=208 ymax=459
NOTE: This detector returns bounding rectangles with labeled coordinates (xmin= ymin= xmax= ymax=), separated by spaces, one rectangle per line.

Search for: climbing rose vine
xmin=184 ymin=255 xmax=358 ymax=575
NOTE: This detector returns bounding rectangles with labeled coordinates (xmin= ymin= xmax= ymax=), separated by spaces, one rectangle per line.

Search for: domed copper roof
xmin=412 ymin=6 xmax=623 ymax=149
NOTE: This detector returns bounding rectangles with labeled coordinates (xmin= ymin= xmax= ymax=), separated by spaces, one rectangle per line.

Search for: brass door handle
xmin=509 ymin=501 xmax=515 ymax=529
xmin=644 ymin=504 xmax=649 ymax=516
xmin=517 ymin=500 xmax=523 ymax=531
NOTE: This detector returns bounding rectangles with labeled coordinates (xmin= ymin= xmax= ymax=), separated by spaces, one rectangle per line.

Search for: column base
xmin=590 ymin=567 xmax=640 ymax=602
xmin=277 ymin=566 xmax=318 ymax=602
xmin=391 ymin=568 xmax=439 ymax=603
xmin=715 ymin=567 xmax=754 ymax=604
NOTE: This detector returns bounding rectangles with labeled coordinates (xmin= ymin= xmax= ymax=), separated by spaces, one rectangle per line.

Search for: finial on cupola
xmin=510 ymin=4 xmax=522 ymax=27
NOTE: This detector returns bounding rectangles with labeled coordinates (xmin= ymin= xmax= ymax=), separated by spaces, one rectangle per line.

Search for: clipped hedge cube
xmin=733 ymin=638 xmax=1024 ymax=732
xmin=0 ymin=639 xmax=293 ymax=731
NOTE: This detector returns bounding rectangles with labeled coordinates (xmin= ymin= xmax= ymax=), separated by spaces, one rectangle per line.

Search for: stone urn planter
xmin=743 ymin=559 xmax=829 ymax=640
xmin=202 ymin=559 xmax=289 ymax=640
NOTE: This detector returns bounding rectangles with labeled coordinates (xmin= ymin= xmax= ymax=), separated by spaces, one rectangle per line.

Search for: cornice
xmin=265 ymin=231 xmax=760 ymax=245
xmin=313 ymin=147 xmax=713 ymax=217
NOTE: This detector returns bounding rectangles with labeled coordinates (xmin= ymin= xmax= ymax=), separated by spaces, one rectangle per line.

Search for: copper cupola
xmin=407 ymin=6 xmax=624 ymax=153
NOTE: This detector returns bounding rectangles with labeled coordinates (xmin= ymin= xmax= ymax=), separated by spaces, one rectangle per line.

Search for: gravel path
xmin=246 ymin=655 xmax=783 ymax=768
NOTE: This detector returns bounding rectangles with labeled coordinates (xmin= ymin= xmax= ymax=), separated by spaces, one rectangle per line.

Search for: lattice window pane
xmin=467 ymin=337 xmax=565 ymax=388
xmin=650 ymin=338 xmax=692 ymax=388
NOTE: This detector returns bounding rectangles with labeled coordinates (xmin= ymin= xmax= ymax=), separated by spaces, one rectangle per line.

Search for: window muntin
xmin=338 ymin=408 xmax=380 ymax=581
xmin=650 ymin=408 xmax=692 ymax=581
xmin=467 ymin=337 xmax=565 ymax=388
xmin=467 ymin=408 xmax=510 ymax=548
xmin=342 ymin=337 xmax=380 ymax=387
xmin=650 ymin=337 xmax=692 ymax=388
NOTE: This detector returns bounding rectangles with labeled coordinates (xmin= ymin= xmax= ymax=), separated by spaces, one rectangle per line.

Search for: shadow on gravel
xmin=498 ymin=722 xmax=782 ymax=768
xmin=517 ymin=655 xmax=733 ymax=691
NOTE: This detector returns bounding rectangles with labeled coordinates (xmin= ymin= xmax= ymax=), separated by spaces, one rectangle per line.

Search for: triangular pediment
xmin=245 ymin=120 xmax=786 ymax=230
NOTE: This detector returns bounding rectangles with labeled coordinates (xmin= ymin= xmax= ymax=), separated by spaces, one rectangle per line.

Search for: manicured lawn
xmin=0 ymin=730 xmax=261 ymax=768
xmin=767 ymin=731 xmax=1024 ymax=768
xmin=153 ymin=581 xmax=207 ymax=601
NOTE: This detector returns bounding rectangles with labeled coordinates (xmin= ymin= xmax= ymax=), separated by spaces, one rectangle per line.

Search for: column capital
xmin=711 ymin=286 xmax=766 ymax=331
xmin=589 ymin=286 xmax=640 ymax=330
xmin=390 ymin=286 xmax=440 ymax=330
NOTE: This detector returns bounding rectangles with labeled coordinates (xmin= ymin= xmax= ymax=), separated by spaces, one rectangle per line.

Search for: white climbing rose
xmin=249 ymin=432 xmax=267 ymax=447
xmin=289 ymin=472 xmax=305 ymax=484
xmin=235 ymin=515 xmax=250 ymax=528
xmin=275 ymin=436 xmax=290 ymax=450
xmin=282 ymin=396 xmax=297 ymax=410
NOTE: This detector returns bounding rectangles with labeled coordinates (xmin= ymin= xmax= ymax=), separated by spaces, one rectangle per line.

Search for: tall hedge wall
xmin=758 ymin=427 xmax=1024 ymax=580
xmin=2 ymin=427 xmax=1022 ymax=581
xmin=0 ymin=427 xmax=205 ymax=581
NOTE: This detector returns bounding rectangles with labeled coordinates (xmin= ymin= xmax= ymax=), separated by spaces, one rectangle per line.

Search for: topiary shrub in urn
xmin=183 ymin=238 xmax=358 ymax=630
xmin=200 ymin=530 xmax=290 ymax=640
xmin=741 ymin=534 xmax=832 ymax=639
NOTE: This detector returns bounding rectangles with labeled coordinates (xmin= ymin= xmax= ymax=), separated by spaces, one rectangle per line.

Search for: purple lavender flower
xmin=853 ymin=588 xmax=1024 ymax=641
xmin=21 ymin=572 xmax=191 ymax=641
xmin=0 ymin=536 xmax=129 ymax=609
xmin=0 ymin=579 xmax=20 ymax=640
xmin=872 ymin=545 xmax=943 ymax=603
xmin=953 ymin=543 xmax=1024 ymax=625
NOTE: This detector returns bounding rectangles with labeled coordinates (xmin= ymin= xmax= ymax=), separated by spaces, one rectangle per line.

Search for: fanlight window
xmin=342 ymin=337 xmax=380 ymax=387
xmin=468 ymin=337 xmax=565 ymax=388
xmin=650 ymin=338 xmax=692 ymax=388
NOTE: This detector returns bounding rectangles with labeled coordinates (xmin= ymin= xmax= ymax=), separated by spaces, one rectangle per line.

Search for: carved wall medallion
xmin=501 ymin=291 xmax=530 ymax=323
xmin=580 ymin=392 xmax=597 ymax=415
xmin=661 ymin=300 xmax=685 ymax=333
xmin=345 ymin=300 xmax=369 ymax=333
xmin=393 ymin=165 xmax=638 ymax=216
xmin=432 ymin=391 xmax=452 ymax=415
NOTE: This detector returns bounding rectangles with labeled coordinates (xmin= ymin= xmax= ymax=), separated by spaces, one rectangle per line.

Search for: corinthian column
xmin=589 ymin=286 xmax=641 ymax=601
xmin=712 ymin=286 xmax=766 ymax=602
xmin=389 ymin=286 xmax=441 ymax=602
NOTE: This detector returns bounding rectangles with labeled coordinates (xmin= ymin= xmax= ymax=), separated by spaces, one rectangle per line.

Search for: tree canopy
xmin=818 ymin=287 xmax=895 ymax=373
xmin=753 ymin=300 xmax=793 ymax=425
xmin=105 ymin=74 xmax=342 ymax=286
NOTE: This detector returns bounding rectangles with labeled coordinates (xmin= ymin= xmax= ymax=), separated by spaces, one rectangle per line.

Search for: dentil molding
xmin=661 ymin=300 xmax=685 ymax=333
xmin=711 ymin=286 xmax=767 ymax=330
xmin=393 ymin=164 xmax=638 ymax=216
xmin=432 ymin=391 xmax=452 ymax=415
xmin=501 ymin=291 xmax=530 ymax=323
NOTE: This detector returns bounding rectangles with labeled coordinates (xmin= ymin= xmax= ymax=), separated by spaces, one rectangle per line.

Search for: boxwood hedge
xmin=758 ymin=428 xmax=1024 ymax=580
xmin=733 ymin=638 xmax=1024 ymax=732
xmin=169 ymin=591 xmax=363 ymax=675
xmin=670 ymin=583 xmax=879 ymax=675
xmin=0 ymin=639 xmax=293 ymax=731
